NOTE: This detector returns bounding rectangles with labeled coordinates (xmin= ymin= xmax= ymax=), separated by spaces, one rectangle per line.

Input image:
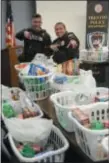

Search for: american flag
xmin=6 ymin=0 xmax=16 ymax=47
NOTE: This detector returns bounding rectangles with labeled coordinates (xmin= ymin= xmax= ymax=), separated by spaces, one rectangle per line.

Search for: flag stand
xmin=1 ymin=46 xmax=20 ymax=87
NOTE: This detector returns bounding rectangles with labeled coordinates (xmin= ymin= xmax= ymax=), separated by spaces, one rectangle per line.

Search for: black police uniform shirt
xmin=51 ymin=32 xmax=80 ymax=64
xmin=16 ymin=28 xmax=51 ymax=62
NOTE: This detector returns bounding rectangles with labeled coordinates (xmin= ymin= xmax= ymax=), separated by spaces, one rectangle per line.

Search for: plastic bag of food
xmin=5 ymin=118 xmax=53 ymax=147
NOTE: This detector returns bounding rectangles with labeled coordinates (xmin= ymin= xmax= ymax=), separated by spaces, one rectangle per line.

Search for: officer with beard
xmin=16 ymin=14 xmax=52 ymax=62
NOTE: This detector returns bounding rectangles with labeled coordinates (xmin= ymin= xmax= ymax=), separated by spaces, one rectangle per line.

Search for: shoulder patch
xmin=68 ymin=33 xmax=74 ymax=38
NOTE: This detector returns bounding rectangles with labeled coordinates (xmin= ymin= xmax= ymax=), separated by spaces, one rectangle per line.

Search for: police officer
xmin=16 ymin=14 xmax=52 ymax=62
xmin=50 ymin=22 xmax=80 ymax=74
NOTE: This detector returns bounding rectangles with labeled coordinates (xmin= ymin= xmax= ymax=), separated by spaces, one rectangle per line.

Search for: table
xmin=37 ymin=98 xmax=108 ymax=163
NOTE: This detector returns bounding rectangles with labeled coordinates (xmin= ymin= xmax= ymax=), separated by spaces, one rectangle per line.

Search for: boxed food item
xmin=28 ymin=63 xmax=49 ymax=76
xmin=72 ymin=108 xmax=90 ymax=127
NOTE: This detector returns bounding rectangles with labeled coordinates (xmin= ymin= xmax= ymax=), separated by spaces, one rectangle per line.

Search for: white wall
xmin=36 ymin=1 xmax=87 ymax=49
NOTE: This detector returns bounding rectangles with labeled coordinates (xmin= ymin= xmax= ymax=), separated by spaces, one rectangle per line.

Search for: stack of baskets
xmin=50 ymin=90 xmax=94 ymax=132
xmin=50 ymin=87 xmax=109 ymax=161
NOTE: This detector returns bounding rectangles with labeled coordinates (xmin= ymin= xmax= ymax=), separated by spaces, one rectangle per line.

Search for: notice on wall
xmin=86 ymin=1 xmax=109 ymax=49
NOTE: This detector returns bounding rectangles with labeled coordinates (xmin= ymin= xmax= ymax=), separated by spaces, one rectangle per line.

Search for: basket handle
xmin=68 ymin=111 xmax=73 ymax=121
xmin=68 ymin=111 xmax=79 ymax=128
xmin=50 ymin=94 xmax=57 ymax=104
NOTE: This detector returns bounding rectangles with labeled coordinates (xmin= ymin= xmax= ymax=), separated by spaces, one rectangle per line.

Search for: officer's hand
xmin=24 ymin=31 xmax=31 ymax=39
xmin=50 ymin=44 xmax=59 ymax=51
xmin=67 ymin=40 xmax=77 ymax=48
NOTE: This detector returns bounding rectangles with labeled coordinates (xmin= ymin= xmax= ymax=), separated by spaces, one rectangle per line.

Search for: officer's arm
xmin=66 ymin=33 xmax=80 ymax=59
xmin=68 ymin=32 xmax=80 ymax=48
xmin=16 ymin=29 xmax=26 ymax=41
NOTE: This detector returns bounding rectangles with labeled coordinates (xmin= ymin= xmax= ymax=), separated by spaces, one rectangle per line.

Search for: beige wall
xmin=36 ymin=1 xmax=87 ymax=49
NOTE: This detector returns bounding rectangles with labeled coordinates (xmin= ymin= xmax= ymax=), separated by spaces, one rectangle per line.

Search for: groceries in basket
xmin=53 ymin=74 xmax=80 ymax=85
xmin=69 ymin=102 xmax=109 ymax=161
xmin=28 ymin=63 xmax=49 ymax=76
xmin=53 ymin=75 xmax=68 ymax=84
xmin=94 ymin=92 xmax=109 ymax=102
xmin=56 ymin=59 xmax=80 ymax=76
xmin=91 ymin=120 xmax=109 ymax=130
xmin=71 ymin=108 xmax=109 ymax=130
xmin=72 ymin=108 xmax=90 ymax=128
xmin=80 ymin=47 xmax=109 ymax=62
xmin=3 ymin=100 xmax=16 ymax=118
xmin=2 ymin=99 xmax=41 ymax=119
xmin=11 ymin=89 xmax=20 ymax=101
xmin=17 ymin=108 xmax=39 ymax=119
xmin=6 ymin=118 xmax=53 ymax=159
xmin=16 ymin=142 xmax=55 ymax=158
xmin=16 ymin=143 xmax=43 ymax=158
xmin=1 ymin=87 xmax=22 ymax=101
xmin=91 ymin=121 xmax=104 ymax=130
xmin=8 ymin=125 xmax=69 ymax=163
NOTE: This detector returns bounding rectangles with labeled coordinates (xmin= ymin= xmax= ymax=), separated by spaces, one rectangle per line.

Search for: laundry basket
xmin=19 ymin=71 xmax=53 ymax=101
xmin=101 ymin=136 xmax=109 ymax=155
xmin=50 ymin=91 xmax=93 ymax=132
xmin=8 ymin=125 xmax=69 ymax=163
xmin=68 ymin=102 xmax=109 ymax=161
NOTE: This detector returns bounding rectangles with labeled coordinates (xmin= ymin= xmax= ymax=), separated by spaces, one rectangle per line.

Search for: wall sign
xmin=86 ymin=1 xmax=109 ymax=49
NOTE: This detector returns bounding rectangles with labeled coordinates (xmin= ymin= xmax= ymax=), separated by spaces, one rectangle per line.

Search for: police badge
xmin=60 ymin=40 xmax=65 ymax=46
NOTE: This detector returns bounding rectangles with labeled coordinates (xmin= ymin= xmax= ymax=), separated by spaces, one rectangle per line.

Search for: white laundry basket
xmin=8 ymin=125 xmax=69 ymax=163
xmin=50 ymin=91 xmax=93 ymax=132
xmin=68 ymin=102 xmax=109 ymax=161
xmin=19 ymin=71 xmax=53 ymax=101
xmin=101 ymin=136 xmax=109 ymax=155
